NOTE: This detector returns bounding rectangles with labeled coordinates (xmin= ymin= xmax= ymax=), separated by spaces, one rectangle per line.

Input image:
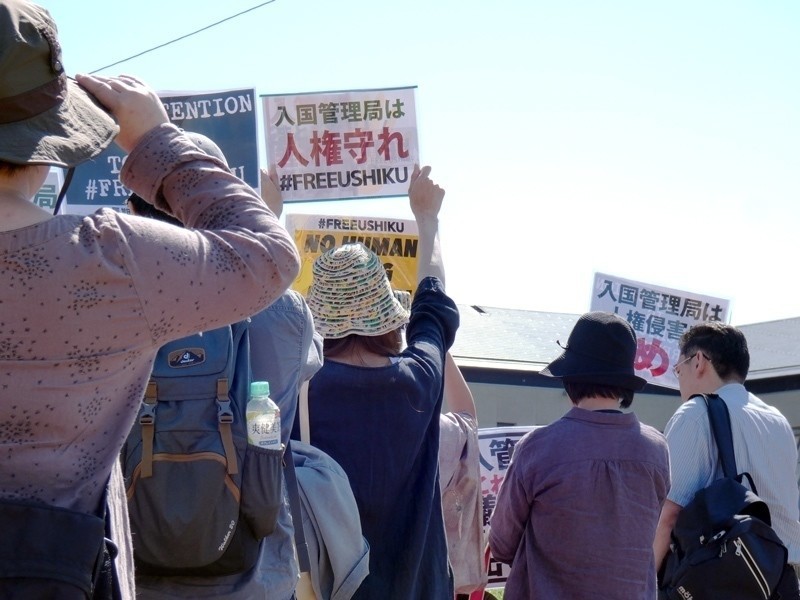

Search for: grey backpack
xmin=121 ymin=322 xmax=283 ymax=576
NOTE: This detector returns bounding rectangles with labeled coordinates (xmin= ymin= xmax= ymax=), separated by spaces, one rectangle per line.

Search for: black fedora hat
xmin=540 ymin=311 xmax=647 ymax=391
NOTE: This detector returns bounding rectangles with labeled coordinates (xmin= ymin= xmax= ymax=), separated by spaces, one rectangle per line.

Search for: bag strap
xmin=216 ymin=378 xmax=239 ymax=475
xmin=52 ymin=166 xmax=74 ymax=216
xmin=299 ymin=380 xmax=310 ymax=444
xmin=698 ymin=393 xmax=738 ymax=479
xmin=101 ymin=486 xmax=123 ymax=600
xmin=284 ymin=440 xmax=312 ymax=575
xmin=139 ymin=380 xmax=158 ymax=479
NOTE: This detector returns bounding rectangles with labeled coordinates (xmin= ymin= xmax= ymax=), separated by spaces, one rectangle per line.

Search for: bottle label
xmin=246 ymin=410 xmax=281 ymax=447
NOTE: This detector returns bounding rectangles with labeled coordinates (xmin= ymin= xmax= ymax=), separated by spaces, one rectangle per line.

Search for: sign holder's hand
xmin=75 ymin=74 xmax=169 ymax=153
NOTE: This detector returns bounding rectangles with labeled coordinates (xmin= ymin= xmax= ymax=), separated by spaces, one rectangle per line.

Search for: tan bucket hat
xmin=0 ymin=0 xmax=118 ymax=167
xmin=307 ymin=243 xmax=410 ymax=339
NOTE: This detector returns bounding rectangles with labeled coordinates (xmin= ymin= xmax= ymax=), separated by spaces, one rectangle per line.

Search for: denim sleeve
xmin=249 ymin=292 xmax=324 ymax=444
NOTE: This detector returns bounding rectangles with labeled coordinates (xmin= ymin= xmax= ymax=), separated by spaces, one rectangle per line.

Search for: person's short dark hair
xmin=563 ymin=380 xmax=635 ymax=409
xmin=679 ymin=322 xmax=749 ymax=382
xmin=0 ymin=160 xmax=30 ymax=176
xmin=323 ymin=330 xmax=403 ymax=359
xmin=126 ymin=193 xmax=182 ymax=226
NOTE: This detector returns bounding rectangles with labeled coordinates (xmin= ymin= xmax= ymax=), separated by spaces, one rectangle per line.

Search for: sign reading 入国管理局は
xmin=591 ymin=272 xmax=730 ymax=389
xmin=262 ymin=87 xmax=419 ymax=203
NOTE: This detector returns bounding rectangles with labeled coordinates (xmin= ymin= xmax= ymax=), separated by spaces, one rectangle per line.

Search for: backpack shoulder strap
xmin=285 ymin=440 xmax=311 ymax=574
xmin=299 ymin=380 xmax=310 ymax=444
xmin=696 ymin=393 xmax=738 ymax=479
xmin=102 ymin=481 xmax=123 ymax=600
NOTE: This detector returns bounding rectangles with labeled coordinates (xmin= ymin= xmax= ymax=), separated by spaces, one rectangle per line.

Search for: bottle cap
xmin=250 ymin=381 xmax=270 ymax=397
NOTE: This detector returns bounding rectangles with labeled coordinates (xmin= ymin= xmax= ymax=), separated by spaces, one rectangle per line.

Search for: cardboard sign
xmin=591 ymin=272 xmax=730 ymax=388
xmin=478 ymin=426 xmax=539 ymax=587
xmin=32 ymin=168 xmax=64 ymax=213
xmin=65 ymin=88 xmax=259 ymax=215
xmin=263 ymin=86 xmax=418 ymax=202
xmin=285 ymin=213 xmax=419 ymax=297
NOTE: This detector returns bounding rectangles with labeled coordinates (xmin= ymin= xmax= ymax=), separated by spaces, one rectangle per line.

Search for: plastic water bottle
xmin=246 ymin=381 xmax=281 ymax=448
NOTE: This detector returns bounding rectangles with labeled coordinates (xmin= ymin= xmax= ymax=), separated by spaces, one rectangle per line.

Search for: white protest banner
xmin=478 ymin=426 xmax=539 ymax=588
xmin=285 ymin=214 xmax=419 ymax=298
xmin=591 ymin=272 xmax=730 ymax=389
xmin=32 ymin=168 xmax=64 ymax=213
xmin=263 ymin=87 xmax=419 ymax=202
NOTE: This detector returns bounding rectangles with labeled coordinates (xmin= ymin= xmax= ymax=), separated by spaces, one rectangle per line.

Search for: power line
xmin=90 ymin=0 xmax=278 ymax=74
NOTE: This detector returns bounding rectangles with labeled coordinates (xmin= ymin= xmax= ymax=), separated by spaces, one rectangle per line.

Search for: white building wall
xmin=466 ymin=381 xmax=800 ymax=433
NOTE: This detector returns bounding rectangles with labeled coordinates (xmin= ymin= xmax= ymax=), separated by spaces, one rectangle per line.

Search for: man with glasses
xmin=653 ymin=322 xmax=800 ymax=578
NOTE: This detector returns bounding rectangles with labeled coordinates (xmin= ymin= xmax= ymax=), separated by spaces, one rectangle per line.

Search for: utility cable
xmin=90 ymin=0 xmax=277 ymax=74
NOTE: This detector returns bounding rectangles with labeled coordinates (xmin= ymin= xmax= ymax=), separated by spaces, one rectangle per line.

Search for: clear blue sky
xmin=40 ymin=0 xmax=800 ymax=325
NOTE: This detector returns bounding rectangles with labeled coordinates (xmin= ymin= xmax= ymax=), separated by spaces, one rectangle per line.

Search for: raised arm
xmin=409 ymin=165 xmax=445 ymax=286
xmin=260 ymin=167 xmax=283 ymax=218
xmin=444 ymin=352 xmax=476 ymax=418
xmin=77 ymin=74 xmax=300 ymax=340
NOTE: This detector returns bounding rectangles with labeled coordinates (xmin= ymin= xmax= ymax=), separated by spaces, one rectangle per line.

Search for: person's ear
xmin=695 ymin=352 xmax=710 ymax=377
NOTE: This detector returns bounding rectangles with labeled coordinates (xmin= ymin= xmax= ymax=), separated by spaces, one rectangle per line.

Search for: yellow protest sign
xmin=285 ymin=214 xmax=419 ymax=297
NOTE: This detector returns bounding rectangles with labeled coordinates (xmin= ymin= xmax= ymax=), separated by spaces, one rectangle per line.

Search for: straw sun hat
xmin=307 ymin=243 xmax=410 ymax=339
xmin=0 ymin=0 xmax=118 ymax=167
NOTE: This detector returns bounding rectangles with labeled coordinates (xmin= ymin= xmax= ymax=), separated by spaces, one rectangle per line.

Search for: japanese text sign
xmin=285 ymin=214 xmax=419 ymax=297
xmin=65 ymin=88 xmax=259 ymax=215
xmin=591 ymin=272 xmax=730 ymax=389
xmin=32 ymin=168 xmax=64 ymax=212
xmin=262 ymin=87 xmax=419 ymax=202
xmin=478 ymin=426 xmax=538 ymax=587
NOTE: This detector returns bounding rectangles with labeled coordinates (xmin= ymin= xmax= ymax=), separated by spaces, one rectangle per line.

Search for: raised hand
xmin=409 ymin=165 xmax=445 ymax=221
xmin=75 ymin=74 xmax=169 ymax=153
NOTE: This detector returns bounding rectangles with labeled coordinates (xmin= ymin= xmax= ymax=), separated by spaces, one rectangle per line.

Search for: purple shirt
xmin=489 ymin=407 xmax=670 ymax=600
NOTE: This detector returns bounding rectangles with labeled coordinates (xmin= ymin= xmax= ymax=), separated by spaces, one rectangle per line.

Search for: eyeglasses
xmin=672 ymin=352 xmax=709 ymax=377
xmin=672 ymin=353 xmax=698 ymax=377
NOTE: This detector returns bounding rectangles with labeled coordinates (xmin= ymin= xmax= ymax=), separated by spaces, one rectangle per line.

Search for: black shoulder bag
xmin=658 ymin=393 xmax=799 ymax=600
